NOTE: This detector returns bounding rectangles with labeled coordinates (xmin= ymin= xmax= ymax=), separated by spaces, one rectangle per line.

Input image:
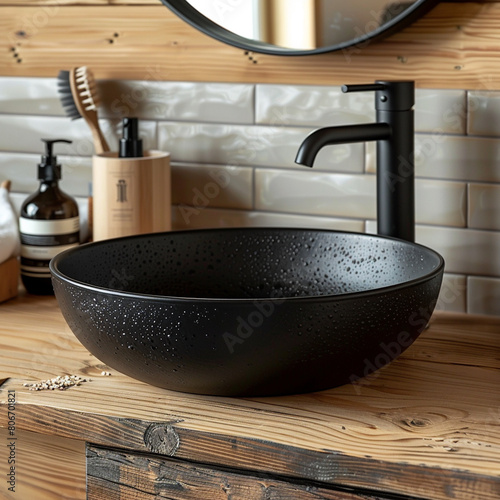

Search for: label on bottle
xmin=20 ymin=216 xmax=79 ymax=279
xmin=20 ymin=217 xmax=79 ymax=236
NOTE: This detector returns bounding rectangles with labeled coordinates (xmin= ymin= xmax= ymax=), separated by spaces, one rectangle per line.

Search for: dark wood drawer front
xmin=87 ymin=445 xmax=387 ymax=500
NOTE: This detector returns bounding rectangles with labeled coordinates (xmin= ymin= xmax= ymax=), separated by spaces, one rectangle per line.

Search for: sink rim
xmin=50 ymin=227 xmax=445 ymax=304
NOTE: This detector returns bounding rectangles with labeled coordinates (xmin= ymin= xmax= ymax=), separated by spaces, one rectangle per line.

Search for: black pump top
xmin=38 ymin=138 xmax=72 ymax=181
xmin=119 ymin=117 xmax=143 ymax=158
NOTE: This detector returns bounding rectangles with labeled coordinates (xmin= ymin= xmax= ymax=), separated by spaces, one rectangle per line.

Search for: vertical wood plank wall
xmin=0 ymin=1 xmax=499 ymax=90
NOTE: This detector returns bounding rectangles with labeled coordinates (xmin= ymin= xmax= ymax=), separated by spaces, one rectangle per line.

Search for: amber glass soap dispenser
xmin=20 ymin=139 xmax=79 ymax=295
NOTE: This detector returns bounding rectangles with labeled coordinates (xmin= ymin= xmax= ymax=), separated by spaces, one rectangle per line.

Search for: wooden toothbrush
xmin=57 ymin=66 xmax=110 ymax=154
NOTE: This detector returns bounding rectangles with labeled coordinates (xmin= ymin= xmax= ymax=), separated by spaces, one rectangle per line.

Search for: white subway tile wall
xmin=468 ymin=276 xmax=500 ymax=316
xmin=255 ymin=169 xmax=376 ymax=219
xmin=1 ymin=77 xmax=499 ymax=315
xmin=0 ymin=114 xmax=156 ymax=156
xmin=99 ymin=80 xmax=255 ymax=124
xmin=0 ymin=152 xmax=91 ymax=196
xmin=171 ymin=207 xmax=365 ymax=233
xmin=469 ymin=183 xmax=500 ymax=230
xmin=157 ymin=122 xmax=365 ymax=172
xmin=171 ymin=163 xmax=254 ymax=210
xmin=468 ymin=91 xmax=500 ymax=137
xmin=0 ymin=77 xmax=65 ymax=116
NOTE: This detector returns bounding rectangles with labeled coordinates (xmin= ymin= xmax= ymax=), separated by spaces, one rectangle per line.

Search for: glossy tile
xmin=257 ymin=170 xmax=465 ymax=226
xmin=0 ymin=115 xmax=94 ymax=156
xmin=416 ymin=179 xmax=466 ymax=227
xmin=415 ymin=89 xmax=466 ymax=134
xmin=158 ymin=122 xmax=364 ymax=172
xmin=99 ymin=80 xmax=255 ymax=124
xmin=367 ymin=134 xmax=500 ymax=183
xmin=0 ymin=115 xmax=156 ymax=156
xmin=172 ymin=206 xmax=364 ymax=232
xmin=256 ymin=85 xmax=466 ymax=133
xmin=0 ymin=77 xmax=64 ymax=116
xmin=365 ymin=141 xmax=376 ymax=174
xmin=416 ymin=226 xmax=500 ymax=277
xmin=171 ymin=163 xmax=253 ymax=211
xmin=435 ymin=274 xmax=467 ymax=313
xmin=256 ymin=84 xmax=374 ymax=127
xmin=468 ymin=277 xmax=500 ymax=316
xmin=469 ymin=183 xmax=500 ymax=231
xmin=0 ymin=152 xmax=91 ymax=197
xmin=468 ymin=90 xmax=500 ymax=137
xmin=366 ymin=222 xmax=500 ymax=277
xmin=255 ymin=169 xmax=375 ymax=219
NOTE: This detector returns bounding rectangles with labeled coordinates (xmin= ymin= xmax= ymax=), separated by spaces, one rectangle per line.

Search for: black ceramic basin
xmin=50 ymin=228 xmax=444 ymax=396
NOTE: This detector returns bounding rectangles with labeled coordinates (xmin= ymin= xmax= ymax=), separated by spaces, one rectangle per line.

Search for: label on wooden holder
xmin=92 ymin=151 xmax=171 ymax=241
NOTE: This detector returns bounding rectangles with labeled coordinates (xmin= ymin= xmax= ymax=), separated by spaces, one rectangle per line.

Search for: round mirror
xmin=161 ymin=0 xmax=438 ymax=55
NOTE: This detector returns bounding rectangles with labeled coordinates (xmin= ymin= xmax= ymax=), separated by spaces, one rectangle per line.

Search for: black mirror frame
xmin=160 ymin=0 xmax=440 ymax=56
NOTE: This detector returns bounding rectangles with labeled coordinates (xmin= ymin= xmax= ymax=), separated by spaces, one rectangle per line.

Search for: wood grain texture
xmin=0 ymin=3 xmax=500 ymax=88
xmin=92 ymin=151 xmax=171 ymax=241
xmin=0 ymin=258 xmax=18 ymax=304
xmin=86 ymin=445 xmax=388 ymax=500
xmin=0 ymin=428 xmax=85 ymax=500
xmin=0 ymin=294 xmax=499 ymax=499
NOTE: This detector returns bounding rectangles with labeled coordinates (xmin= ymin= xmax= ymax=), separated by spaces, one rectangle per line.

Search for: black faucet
xmin=295 ymin=81 xmax=415 ymax=242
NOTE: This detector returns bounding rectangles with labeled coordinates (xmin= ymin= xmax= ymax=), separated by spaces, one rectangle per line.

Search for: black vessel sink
xmin=50 ymin=228 xmax=444 ymax=396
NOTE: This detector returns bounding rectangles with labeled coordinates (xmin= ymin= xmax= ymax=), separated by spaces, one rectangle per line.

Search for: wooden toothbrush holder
xmin=92 ymin=151 xmax=171 ymax=241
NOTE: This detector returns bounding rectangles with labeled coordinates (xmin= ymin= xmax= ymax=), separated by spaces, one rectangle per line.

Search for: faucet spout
xmin=295 ymin=123 xmax=391 ymax=167
xmin=293 ymin=80 xmax=415 ymax=242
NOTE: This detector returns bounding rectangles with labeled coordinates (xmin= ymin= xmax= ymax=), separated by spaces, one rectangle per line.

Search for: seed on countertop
xmin=23 ymin=374 xmax=89 ymax=391
xmin=100 ymin=371 xmax=111 ymax=376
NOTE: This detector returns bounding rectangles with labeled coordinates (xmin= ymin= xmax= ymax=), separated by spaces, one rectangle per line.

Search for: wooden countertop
xmin=0 ymin=293 xmax=499 ymax=499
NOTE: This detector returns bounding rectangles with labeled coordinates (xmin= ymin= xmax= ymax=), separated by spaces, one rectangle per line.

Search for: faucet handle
xmin=341 ymin=84 xmax=386 ymax=93
xmin=342 ymin=81 xmax=414 ymax=111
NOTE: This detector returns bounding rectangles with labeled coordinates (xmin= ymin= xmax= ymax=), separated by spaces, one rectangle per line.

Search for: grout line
xmin=252 ymin=84 xmax=257 ymax=126
xmin=464 ymin=90 xmax=470 ymax=136
xmin=251 ymin=167 xmax=256 ymax=210
xmin=465 ymin=275 xmax=470 ymax=314
xmin=153 ymin=120 xmax=159 ymax=150
xmin=1 ymin=151 xmax=500 ymax=187
xmin=465 ymin=182 xmax=470 ymax=229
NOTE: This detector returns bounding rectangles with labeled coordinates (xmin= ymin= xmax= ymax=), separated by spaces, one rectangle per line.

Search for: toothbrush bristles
xmin=74 ymin=66 xmax=100 ymax=110
xmin=57 ymin=66 xmax=101 ymax=119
